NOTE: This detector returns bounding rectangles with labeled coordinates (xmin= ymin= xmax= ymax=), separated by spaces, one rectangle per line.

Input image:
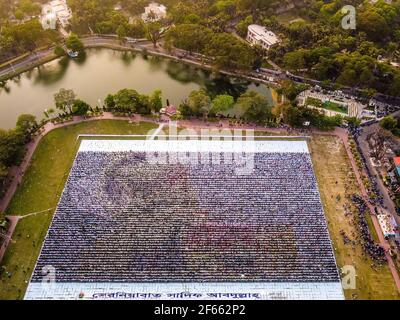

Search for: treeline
xmin=380 ymin=115 xmax=400 ymax=136
xmin=165 ymin=24 xmax=257 ymax=70
xmin=0 ymin=19 xmax=59 ymax=62
xmin=67 ymin=0 xmax=146 ymax=38
xmin=263 ymin=0 xmax=400 ymax=96
xmin=178 ymin=86 xmax=342 ymax=130
xmin=0 ymin=114 xmax=38 ymax=196
xmin=104 ymin=89 xmax=163 ymax=114
xmin=50 ymin=84 xmax=342 ymax=131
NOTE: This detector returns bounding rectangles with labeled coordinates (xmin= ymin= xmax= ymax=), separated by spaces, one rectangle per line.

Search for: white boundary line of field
xmin=77 ymin=134 xmax=311 ymax=139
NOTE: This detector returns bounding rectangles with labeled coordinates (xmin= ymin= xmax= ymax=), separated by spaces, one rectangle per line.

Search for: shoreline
xmin=0 ymin=37 xmax=280 ymax=91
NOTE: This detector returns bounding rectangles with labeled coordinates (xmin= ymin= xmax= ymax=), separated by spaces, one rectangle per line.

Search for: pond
xmin=0 ymin=48 xmax=276 ymax=129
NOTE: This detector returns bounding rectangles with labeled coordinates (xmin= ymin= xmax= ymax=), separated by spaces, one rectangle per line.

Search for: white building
xmin=297 ymin=89 xmax=365 ymax=119
xmin=40 ymin=0 xmax=72 ymax=30
xmin=247 ymin=24 xmax=279 ymax=50
xmin=141 ymin=2 xmax=167 ymax=23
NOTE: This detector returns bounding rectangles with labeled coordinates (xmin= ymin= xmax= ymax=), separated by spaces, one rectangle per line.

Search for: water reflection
xmin=33 ymin=57 xmax=70 ymax=85
xmin=0 ymin=48 xmax=274 ymax=129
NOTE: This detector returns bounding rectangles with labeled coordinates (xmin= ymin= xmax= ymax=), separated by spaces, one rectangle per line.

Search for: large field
xmin=0 ymin=121 xmax=399 ymax=299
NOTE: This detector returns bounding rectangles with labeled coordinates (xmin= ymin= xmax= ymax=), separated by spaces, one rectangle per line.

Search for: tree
xmin=66 ymin=33 xmax=84 ymax=52
xmin=380 ymin=116 xmax=398 ymax=131
xmin=278 ymin=80 xmax=309 ymax=102
xmin=0 ymin=129 xmax=25 ymax=167
xmin=165 ymin=24 xmax=213 ymax=53
xmin=204 ymin=33 xmax=255 ymax=70
xmin=236 ymin=91 xmax=273 ymax=123
xmin=283 ymin=50 xmax=307 ymax=71
xmin=358 ymin=10 xmax=390 ymax=42
xmin=72 ymin=100 xmax=90 ymax=116
xmin=346 ymin=117 xmax=361 ymax=128
xmin=145 ymin=22 xmax=162 ymax=48
xmin=116 ymin=25 xmax=127 ymax=40
xmin=187 ymin=90 xmax=212 ymax=117
xmin=104 ymin=94 xmax=115 ymax=110
xmin=54 ymin=45 xmax=65 ymax=56
xmin=113 ymin=89 xmax=152 ymax=114
xmin=0 ymin=162 xmax=8 ymax=191
xmin=54 ymin=88 xmax=77 ymax=114
xmin=236 ymin=15 xmax=253 ymax=38
xmin=150 ymin=90 xmax=163 ymax=113
xmin=16 ymin=114 xmax=38 ymax=141
xmin=211 ymin=94 xmax=234 ymax=115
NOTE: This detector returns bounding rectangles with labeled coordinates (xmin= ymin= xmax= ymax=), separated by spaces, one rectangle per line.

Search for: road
xmin=357 ymin=122 xmax=400 ymax=227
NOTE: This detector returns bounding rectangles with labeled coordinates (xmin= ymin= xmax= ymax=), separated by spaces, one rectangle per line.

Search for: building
xmin=24 ymin=139 xmax=344 ymax=300
xmin=40 ymin=0 xmax=72 ymax=30
xmin=246 ymin=24 xmax=279 ymax=50
xmin=160 ymin=105 xmax=177 ymax=117
xmin=297 ymin=89 xmax=366 ymax=119
xmin=141 ymin=2 xmax=167 ymax=23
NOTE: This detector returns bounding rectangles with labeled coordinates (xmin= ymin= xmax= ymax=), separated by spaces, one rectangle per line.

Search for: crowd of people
xmin=351 ymin=195 xmax=386 ymax=262
xmin=349 ymin=129 xmax=384 ymax=207
xmin=31 ymin=149 xmax=340 ymax=284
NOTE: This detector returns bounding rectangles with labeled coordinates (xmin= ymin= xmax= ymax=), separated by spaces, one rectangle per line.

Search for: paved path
xmin=333 ymin=127 xmax=400 ymax=292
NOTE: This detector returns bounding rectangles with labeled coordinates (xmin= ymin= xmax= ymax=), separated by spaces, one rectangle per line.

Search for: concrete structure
xmin=297 ymin=89 xmax=366 ymax=119
xmin=160 ymin=105 xmax=177 ymax=117
xmin=246 ymin=24 xmax=279 ymax=50
xmin=40 ymin=0 xmax=72 ymax=30
xmin=141 ymin=2 xmax=167 ymax=23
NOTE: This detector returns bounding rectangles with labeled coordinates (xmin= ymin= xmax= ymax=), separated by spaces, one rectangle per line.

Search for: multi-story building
xmin=246 ymin=24 xmax=279 ymax=50
xmin=141 ymin=2 xmax=167 ymax=23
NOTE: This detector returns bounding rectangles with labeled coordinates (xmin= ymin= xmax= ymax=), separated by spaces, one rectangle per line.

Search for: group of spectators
xmin=351 ymin=195 xmax=386 ymax=262
xmin=349 ymin=128 xmax=384 ymax=207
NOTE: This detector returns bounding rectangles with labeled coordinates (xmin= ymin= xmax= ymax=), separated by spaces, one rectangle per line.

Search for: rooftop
xmin=248 ymin=24 xmax=279 ymax=46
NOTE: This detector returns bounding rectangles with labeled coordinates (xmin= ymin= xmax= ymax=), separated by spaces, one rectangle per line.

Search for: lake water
xmin=0 ymin=48 xmax=275 ymax=129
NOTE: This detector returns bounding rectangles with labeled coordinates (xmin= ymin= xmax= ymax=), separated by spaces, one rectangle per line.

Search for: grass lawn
xmin=323 ymin=101 xmax=348 ymax=114
xmin=0 ymin=120 xmax=157 ymax=300
xmin=306 ymin=97 xmax=348 ymax=115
